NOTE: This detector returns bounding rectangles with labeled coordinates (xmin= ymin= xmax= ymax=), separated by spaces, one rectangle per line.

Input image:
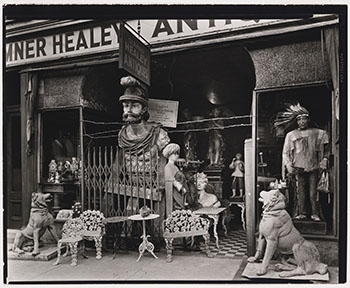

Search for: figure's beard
xmin=123 ymin=112 xmax=143 ymax=124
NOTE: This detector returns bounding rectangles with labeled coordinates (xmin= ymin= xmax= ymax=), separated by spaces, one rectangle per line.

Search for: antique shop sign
xmin=6 ymin=19 xmax=281 ymax=67
xmin=6 ymin=22 xmax=120 ymax=67
xmin=148 ymin=99 xmax=178 ymax=128
xmin=119 ymin=24 xmax=151 ymax=85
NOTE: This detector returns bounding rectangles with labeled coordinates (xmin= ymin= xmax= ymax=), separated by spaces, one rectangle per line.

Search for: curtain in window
xmin=323 ymin=27 xmax=339 ymax=120
xmin=25 ymin=73 xmax=38 ymax=155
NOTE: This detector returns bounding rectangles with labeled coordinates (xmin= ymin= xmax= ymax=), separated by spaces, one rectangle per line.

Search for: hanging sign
xmin=119 ymin=24 xmax=151 ymax=85
xmin=148 ymin=99 xmax=179 ymax=128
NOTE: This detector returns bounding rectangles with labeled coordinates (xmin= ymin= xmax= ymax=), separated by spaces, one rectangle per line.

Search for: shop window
xmin=150 ymin=45 xmax=255 ymax=200
xmin=41 ymin=110 xmax=79 ymax=183
xmin=257 ymin=84 xmax=334 ymax=236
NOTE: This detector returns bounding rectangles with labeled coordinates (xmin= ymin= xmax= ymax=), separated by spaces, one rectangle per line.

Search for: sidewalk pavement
xmin=6 ymin=248 xmax=245 ymax=283
xmin=5 ymin=248 xmax=339 ymax=284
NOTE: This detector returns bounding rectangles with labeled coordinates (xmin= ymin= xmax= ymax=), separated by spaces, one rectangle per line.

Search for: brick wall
xmin=250 ymin=40 xmax=332 ymax=90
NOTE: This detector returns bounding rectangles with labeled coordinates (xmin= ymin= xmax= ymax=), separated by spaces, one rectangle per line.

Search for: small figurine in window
xmin=72 ymin=202 xmax=82 ymax=218
xmin=57 ymin=161 xmax=64 ymax=183
xmin=229 ymin=153 xmax=245 ymax=198
xmin=54 ymin=172 xmax=60 ymax=184
xmin=63 ymin=161 xmax=73 ymax=181
xmin=48 ymin=160 xmax=57 ymax=183
xmin=71 ymin=157 xmax=80 ymax=180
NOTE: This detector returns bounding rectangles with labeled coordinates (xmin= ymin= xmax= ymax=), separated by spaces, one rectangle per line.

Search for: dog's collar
xmin=296 ymin=236 xmax=306 ymax=245
xmin=261 ymin=210 xmax=285 ymax=219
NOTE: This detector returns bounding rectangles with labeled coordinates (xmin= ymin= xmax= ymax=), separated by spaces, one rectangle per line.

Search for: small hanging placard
xmin=148 ymin=98 xmax=179 ymax=128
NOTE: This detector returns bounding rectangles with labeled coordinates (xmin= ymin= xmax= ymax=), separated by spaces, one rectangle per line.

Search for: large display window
xmin=38 ymin=109 xmax=80 ymax=213
xmin=257 ymin=84 xmax=335 ymax=236
xmin=41 ymin=110 xmax=80 ymax=183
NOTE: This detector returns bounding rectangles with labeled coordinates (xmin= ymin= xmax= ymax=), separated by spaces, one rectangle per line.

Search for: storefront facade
xmin=4 ymin=15 xmax=341 ymax=264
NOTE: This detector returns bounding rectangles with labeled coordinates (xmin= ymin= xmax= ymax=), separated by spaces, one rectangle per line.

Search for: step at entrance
xmin=8 ymin=244 xmax=60 ymax=261
xmin=7 ymin=229 xmax=20 ymax=244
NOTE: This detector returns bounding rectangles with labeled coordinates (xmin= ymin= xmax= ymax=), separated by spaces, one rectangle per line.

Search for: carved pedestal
xmin=40 ymin=183 xmax=79 ymax=216
xmin=293 ymin=220 xmax=327 ymax=235
xmin=203 ymin=167 xmax=224 ymax=199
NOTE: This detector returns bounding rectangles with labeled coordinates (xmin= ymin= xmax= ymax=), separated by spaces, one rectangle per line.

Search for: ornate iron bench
xmin=53 ymin=210 xmax=105 ymax=266
xmin=163 ymin=209 xmax=213 ymax=263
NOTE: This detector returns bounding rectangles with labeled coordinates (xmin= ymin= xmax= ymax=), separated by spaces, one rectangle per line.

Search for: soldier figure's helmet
xmin=119 ymin=76 xmax=148 ymax=106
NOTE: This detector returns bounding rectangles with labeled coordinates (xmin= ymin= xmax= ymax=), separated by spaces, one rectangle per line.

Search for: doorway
xmin=257 ymin=84 xmax=334 ymax=235
xmin=5 ymin=108 xmax=23 ymax=229
xmin=4 ymin=71 xmax=22 ymax=229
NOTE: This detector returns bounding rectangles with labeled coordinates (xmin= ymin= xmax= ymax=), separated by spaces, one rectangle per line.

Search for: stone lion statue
xmin=11 ymin=191 xmax=58 ymax=256
xmin=248 ymin=188 xmax=328 ymax=277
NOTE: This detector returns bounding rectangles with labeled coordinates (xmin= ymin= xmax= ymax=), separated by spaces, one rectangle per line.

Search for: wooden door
xmin=5 ymin=107 xmax=23 ymax=228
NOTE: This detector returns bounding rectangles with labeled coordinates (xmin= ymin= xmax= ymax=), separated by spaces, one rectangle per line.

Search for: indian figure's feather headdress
xmin=272 ymin=103 xmax=309 ymax=136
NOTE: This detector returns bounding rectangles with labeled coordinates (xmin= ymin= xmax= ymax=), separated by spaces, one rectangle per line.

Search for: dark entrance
xmin=4 ymin=71 xmax=22 ymax=229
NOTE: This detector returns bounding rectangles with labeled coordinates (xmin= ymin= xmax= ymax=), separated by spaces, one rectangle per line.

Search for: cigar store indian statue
xmin=273 ymin=103 xmax=329 ymax=222
xmin=107 ymin=76 xmax=171 ymax=225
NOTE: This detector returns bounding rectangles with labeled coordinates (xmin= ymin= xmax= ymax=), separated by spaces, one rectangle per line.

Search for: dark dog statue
xmin=248 ymin=189 xmax=328 ymax=277
xmin=12 ymin=191 xmax=58 ymax=256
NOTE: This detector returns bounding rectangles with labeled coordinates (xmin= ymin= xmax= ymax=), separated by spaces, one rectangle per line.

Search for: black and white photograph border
xmin=1 ymin=0 xmax=348 ymax=286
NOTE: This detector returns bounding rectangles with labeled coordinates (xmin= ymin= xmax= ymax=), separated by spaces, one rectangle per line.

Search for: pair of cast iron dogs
xmin=11 ymin=189 xmax=328 ymax=278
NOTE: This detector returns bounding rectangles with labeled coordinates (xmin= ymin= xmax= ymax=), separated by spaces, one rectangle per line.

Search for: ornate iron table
xmin=193 ymin=207 xmax=227 ymax=249
xmin=128 ymin=213 xmax=159 ymax=262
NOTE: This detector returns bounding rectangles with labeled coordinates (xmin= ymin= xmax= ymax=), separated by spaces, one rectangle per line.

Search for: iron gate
xmin=83 ymin=145 xmax=163 ymax=239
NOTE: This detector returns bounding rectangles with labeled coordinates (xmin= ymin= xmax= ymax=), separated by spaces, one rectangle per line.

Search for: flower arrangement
xmin=62 ymin=218 xmax=84 ymax=238
xmin=164 ymin=209 xmax=209 ymax=233
xmin=80 ymin=210 xmax=105 ymax=233
xmin=56 ymin=209 xmax=73 ymax=219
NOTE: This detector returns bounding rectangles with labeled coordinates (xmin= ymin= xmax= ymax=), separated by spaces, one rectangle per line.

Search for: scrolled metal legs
xmin=69 ymin=242 xmax=79 ymax=266
xmin=237 ymin=203 xmax=246 ymax=231
xmin=208 ymin=215 xmax=220 ymax=249
xmin=165 ymin=238 xmax=174 ymax=263
xmin=94 ymin=236 xmax=103 ymax=259
xmin=53 ymin=241 xmax=62 ymax=266
xmin=136 ymin=234 xmax=158 ymax=262
xmin=202 ymin=233 xmax=213 ymax=258
xmin=221 ymin=213 xmax=228 ymax=237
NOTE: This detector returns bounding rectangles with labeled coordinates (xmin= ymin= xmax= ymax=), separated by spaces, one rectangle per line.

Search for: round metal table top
xmin=128 ymin=214 xmax=160 ymax=221
xmin=103 ymin=216 xmax=129 ymax=224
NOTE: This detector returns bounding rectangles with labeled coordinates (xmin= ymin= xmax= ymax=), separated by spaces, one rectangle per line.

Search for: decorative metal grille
xmin=84 ymin=145 xmax=162 ymax=238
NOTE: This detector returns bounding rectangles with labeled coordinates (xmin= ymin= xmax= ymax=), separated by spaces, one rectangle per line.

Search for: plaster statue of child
xmin=195 ymin=172 xmax=221 ymax=208
xmin=163 ymin=143 xmax=189 ymax=216
xmin=229 ymin=153 xmax=245 ymax=198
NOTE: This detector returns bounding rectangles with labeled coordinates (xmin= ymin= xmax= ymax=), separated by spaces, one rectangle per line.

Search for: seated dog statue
xmin=247 ymin=189 xmax=328 ymax=277
xmin=11 ymin=191 xmax=58 ymax=256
